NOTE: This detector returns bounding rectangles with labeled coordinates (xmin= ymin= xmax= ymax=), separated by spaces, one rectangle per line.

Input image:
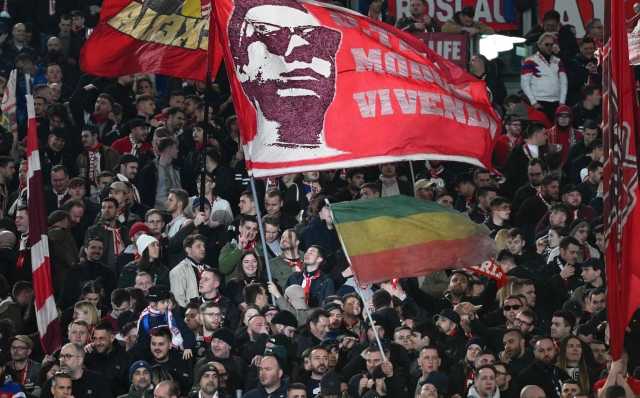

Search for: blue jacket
xmin=17 ymin=66 xmax=48 ymax=122
xmin=243 ymin=375 xmax=291 ymax=398
xmin=298 ymin=216 xmax=333 ymax=254
xmin=131 ymin=308 xmax=197 ymax=352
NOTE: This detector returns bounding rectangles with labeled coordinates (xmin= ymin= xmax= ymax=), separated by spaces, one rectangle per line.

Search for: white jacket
xmin=169 ymin=258 xmax=201 ymax=307
xmin=521 ymin=52 xmax=568 ymax=105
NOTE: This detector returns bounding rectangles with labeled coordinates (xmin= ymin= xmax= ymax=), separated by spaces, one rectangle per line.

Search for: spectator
xmin=524 ymin=10 xmax=579 ymax=56
xmin=442 ymin=6 xmax=494 ymax=36
xmin=395 ymin=0 xmax=441 ymax=33
xmin=521 ymin=33 xmax=568 ymax=122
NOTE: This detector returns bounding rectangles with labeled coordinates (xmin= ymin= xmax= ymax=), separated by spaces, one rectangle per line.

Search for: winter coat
xmin=84 ymin=342 xmax=136 ymax=397
xmin=243 ymin=375 xmax=291 ymax=398
xmin=169 ymin=258 xmax=203 ymax=307
xmin=286 ymin=271 xmax=335 ymax=309
xmin=118 ymin=261 xmax=171 ymax=289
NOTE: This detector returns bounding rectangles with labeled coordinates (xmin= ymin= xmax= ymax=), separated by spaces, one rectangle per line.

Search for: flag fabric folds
xmin=603 ymin=0 xmax=640 ymax=359
xmin=209 ymin=0 xmax=501 ymax=179
xmin=329 ymin=196 xmax=495 ymax=285
xmin=80 ymin=0 xmax=222 ymax=80
xmin=26 ymin=95 xmax=62 ymax=354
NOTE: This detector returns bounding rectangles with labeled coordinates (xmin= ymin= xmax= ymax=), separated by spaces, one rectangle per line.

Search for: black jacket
xmin=60 ymin=260 xmax=115 ymax=309
xmin=286 ymin=271 xmax=335 ymax=309
xmin=190 ymin=295 xmax=240 ymax=331
xmin=40 ymin=369 xmax=112 ymax=398
xmin=135 ymin=348 xmax=194 ymax=394
xmin=503 ymin=142 xmax=547 ymax=198
xmin=516 ymin=359 xmax=571 ymax=398
xmin=84 ymin=342 xmax=136 ymax=397
xmin=538 ymin=256 xmax=583 ymax=313
xmin=137 ymin=159 xmax=181 ymax=209
xmin=524 ymin=25 xmax=579 ymax=56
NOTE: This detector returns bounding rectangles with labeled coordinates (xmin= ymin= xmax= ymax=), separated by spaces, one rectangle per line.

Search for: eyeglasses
xmin=147 ymin=220 xmax=163 ymax=225
xmin=514 ymin=318 xmax=533 ymax=327
xmin=60 ymin=354 xmax=80 ymax=360
xmin=204 ymin=313 xmax=224 ymax=318
xmin=503 ymin=305 xmax=521 ymax=311
xmin=528 ymin=172 xmax=543 ymax=178
xmin=10 ymin=346 xmax=29 ymax=351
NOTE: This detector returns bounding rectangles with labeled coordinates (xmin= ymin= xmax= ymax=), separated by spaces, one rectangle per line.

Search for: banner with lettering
xmin=537 ymin=0 xmax=603 ymax=38
xmin=80 ymin=0 xmax=222 ymax=80
xmin=411 ymin=32 xmax=468 ymax=69
xmin=210 ymin=0 xmax=501 ymax=178
xmin=467 ymin=259 xmax=509 ymax=288
xmin=390 ymin=0 xmax=518 ymax=32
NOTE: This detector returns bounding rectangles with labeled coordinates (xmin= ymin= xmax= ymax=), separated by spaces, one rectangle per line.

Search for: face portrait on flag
xmin=228 ymin=0 xmax=344 ymax=159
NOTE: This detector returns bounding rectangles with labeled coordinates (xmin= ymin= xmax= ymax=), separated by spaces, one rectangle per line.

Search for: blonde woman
xmin=494 ymin=229 xmax=509 ymax=252
xmin=73 ymin=300 xmax=99 ymax=343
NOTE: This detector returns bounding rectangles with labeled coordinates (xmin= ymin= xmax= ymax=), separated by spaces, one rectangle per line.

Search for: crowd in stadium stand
xmin=0 ymin=2 xmax=636 ymax=398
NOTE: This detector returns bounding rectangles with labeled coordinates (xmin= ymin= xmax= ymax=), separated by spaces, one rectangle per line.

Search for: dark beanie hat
xmin=371 ymin=364 xmax=387 ymax=380
xmin=271 ymin=310 xmax=298 ymax=328
xmin=129 ymin=361 xmax=152 ymax=382
xmin=196 ymin=362 xmax=219 ymax=384
xmin=212 ymin=327 xmax=237 ymax=349
xmin=267 ymin=333 xmax=291 ymax=350
xmin=465 ymin=336 xmax=487 ymax=351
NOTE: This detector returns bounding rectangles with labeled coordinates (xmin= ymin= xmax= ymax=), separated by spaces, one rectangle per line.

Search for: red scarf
xmin=266 ymin=178 xmax=278 ymax=189
xmin=102 ymin=224 xmax=125 ymax=257
xmin=17 ymin=234 xmax=28 ymax=268
xmin=284 ymin=257 xmax=303 ymax=273
xmin=195 ymin=139 xmax=212 ymax=151
xmin=245 ymin=240 xmax=256 ymax=250
xmin=12 ymin=361 xmax=30 ymax=385
xmin=428 ymin=166 xmax=444 ymax=178
xmin=582 ymin=244 xmax=591 ymax=259
xmin=301 ymin=270 xmax=321 ymax=303
xmin=536 ymin=188 xmax=552 ymax=209
xmin=523 ymin=143 xmax=534 ymax=160
xmin=92 ymin=112 xmax=109 ymax=125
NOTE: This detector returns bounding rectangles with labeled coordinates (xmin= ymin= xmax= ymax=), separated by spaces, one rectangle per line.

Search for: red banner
xmin=603 ymin=0 xmax=640 ymax=359
xmin=390 ymin=0 xmax=518 ymax=32
xmin=80 ymin=0 xmax=222 ymax=80
xmin=210 ymin=0 xmax=500 ymax=178
xmin=466 ymin=259 xmax=508 ymax=288
xmin=411 ymin=32 xmax=468 ymax=69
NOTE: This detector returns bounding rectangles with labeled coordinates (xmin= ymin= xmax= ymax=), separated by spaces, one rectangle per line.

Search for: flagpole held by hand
xmin=249 ymin=176 xmax=276 ymax=304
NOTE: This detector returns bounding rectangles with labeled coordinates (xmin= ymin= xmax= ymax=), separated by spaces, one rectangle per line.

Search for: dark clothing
xmin=85 ymin=222 xmax=130 ymax=271
xmin=194 ymin=351 xmax=248 ymax=393
xmin=134 ymin=348 xmax=194 ymax=394
xmin=538 ymin=256 xmax=583 ymax=313
xmin=511 ymin=183 xmax=539 ymax=216
xmin=286 ymin=271 xmax=335 ymax=309
xmin=190 ymin=295 xmax=240 ymax=331
xmin=468 ymin=205 xmax=490 ymax=224
xmin=243 ymin=376 xmax=291 ymax=398
xmin=84 ymin=342 xmax=136 ymax=398
xmin=60 ymin=260 xmax=115 ymax=309
xmin=510 ymin=349 xmax=536 ymax=375
xmin=569 ymin=154 xmax=594 ymax=184
xmin=577 ymin=180 xmax=599 ymax=206
xmin=477 ymin=72 xmax=508 ymax=107
xmin=298 ymin=216 xmax=334 ymax=254
xmin=524 ymin=25 xmax=579 ymax=57
xmin=40 ymin=369 xmax=112 ymax=398
xmin=104 ymin=83 xmax=136 ymax=122
xmin=503 ymin=142 xmax=547 ymax=198
xmin=225 ymin=274 xmax=270 ymax=306
xmin=483 ymin=218 xmax=512 ymax=239
xmin=210 ymin=164 xmax=238 ymax=207
xmin=571 ymin=102 xmax=602 ymax=128
xmin=516 ymin=360 xmax=571 ymax=398
xmin=395 ymin=16 xmax=442 ymax=33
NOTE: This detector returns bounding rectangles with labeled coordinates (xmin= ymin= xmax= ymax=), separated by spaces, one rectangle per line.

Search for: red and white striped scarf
xmin=102 ymin=224 xmax=125 ymax=257
xmin=301 ymin=270 xmax=321 ymax=303
xmin=17 ymin=234 xmax=28 ymax=268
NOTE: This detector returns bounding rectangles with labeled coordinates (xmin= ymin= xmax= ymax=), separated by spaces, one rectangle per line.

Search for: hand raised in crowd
xmin=251 ymin=355 xmax=263 ymax=366
xmin=341 ymin=336 xmax=356 ymax=351
xmin=84 ymin=344 xmax=94 ymax=353
xmin=267 ymin=281 xmax=281 ymax=299
xmin=358 ymin=375 xmax=373 ymax=395
xmin=499 ymin=350 xmax=510 ymax=363
xmin=238 ymin=231 xmax=249 ymax=250
xmin=414 ymin=22 xmax=427 ymax=31
xmin=194 ymin=211 xmax=208 ymax=227
xmin=183 ymin=348 xmax=193 ymax=360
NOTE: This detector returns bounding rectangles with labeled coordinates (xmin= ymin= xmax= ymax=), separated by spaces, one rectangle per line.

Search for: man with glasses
xmin=194 ymin=328 xmax=245 ymax=394
xmin=493 ymin=362 xmax=517 ymax=398
xmin=40 ymin=343 xmax=112 ymax=398
xmin=494 ymin=115 xmax=523 ymax=168
xmin=521 ymin=32 xmax=568 ymax=123
xmin=194 ymin=269 xmax=239 ymax=331
xmin=7 ymin=335 xmax=41 ymax=393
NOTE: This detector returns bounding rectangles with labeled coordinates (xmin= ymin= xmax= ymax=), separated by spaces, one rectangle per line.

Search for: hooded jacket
xmin=116 ymin=384 xmax=154 ymax=398
xmin=467 ymin=385 xmax=501 ymax=398
xmin=546 ymin=105 xmax=582 ymax=161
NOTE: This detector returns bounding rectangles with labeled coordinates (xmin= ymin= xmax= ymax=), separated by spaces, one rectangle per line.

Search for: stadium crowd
xmin=0 ymin=2 xmax=634 ymax=398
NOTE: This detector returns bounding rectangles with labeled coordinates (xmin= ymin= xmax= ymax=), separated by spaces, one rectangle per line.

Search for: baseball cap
xmin=130 ymin=119 xmax=151 ymax=129
xmin=561 ymin=184 xmax=580 ymax=196
xmin=110 ymin=181 xmax=129 ymax=194
xmin=433 ymin=309 xmax=461 ymax=328
xmin=9 ymin=335 xmax=33 ymax=349
xmin=579 ymin=258 xmax=605 ymax=272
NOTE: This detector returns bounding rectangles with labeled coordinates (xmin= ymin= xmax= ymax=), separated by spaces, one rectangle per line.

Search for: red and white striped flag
xmin=26 ymin=95 xmax=62 ymax=354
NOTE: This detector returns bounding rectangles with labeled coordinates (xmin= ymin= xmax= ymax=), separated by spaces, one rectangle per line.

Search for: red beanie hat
xmin=129 ymin=222 xmax=151 ymax=240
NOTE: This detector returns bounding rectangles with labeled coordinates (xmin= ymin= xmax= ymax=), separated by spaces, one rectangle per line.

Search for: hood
xmin=554 ymin=104 xmax=574 ymax=126
xmin=467 ymin=385 xmax=500 ymax=398
xmin=509 ymin=102 xmax=529 ymax=120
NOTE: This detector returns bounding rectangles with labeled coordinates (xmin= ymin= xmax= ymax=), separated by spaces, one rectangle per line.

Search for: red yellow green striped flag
xmin=330 ymin=196 xmax=496 ymax=285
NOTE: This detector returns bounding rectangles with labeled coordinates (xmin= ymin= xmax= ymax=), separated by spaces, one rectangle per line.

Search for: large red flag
xmin=603 ymin=0 xmax=640 ymax=359
xmin=209 ymin=0 xmax=501 ymax=178
xmin=80 ymin=0 xmax=222 ymax=80
xmin=26 ymin=95 xmax=62 ymax=354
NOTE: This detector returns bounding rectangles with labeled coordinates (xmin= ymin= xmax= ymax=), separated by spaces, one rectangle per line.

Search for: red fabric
xmin=209 ymin=0 xmax=500 ymax=178
xmin=594 ymin=376 xmax=640 ymax=395
xmin=92 ymin=112 xmax=109 ymax=125
xmin=111 ymin=136 xmax=151 ymax=156
xmin=80 ymin=0 xmax=223 ymax=81
xmin=525 ymin=103 xmax=551 ymax=128
xmin=603 ymin=0 xmax=640 ymax=360
xmin=467 ymin=259 xmax=509 ymax=288
xmin=494 ymin=134 xmax=522 ymax=168
xmin=26 ymin=95 xmax=62 ymax=354
xmin=99 ymin=313 xmax=119 ymax=332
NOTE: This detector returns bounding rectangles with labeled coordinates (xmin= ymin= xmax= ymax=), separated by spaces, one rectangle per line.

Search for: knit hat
xmin=420 ymin=371 xmax=449 ymax=395
xmin=284 ymin=285 xmax=306 ymax=309
xmin=193 ymin=197 xmax=211 ymax=210
xmin=129 ymin=361 xmax=152 ymax=382
xmin=465 ymin=336 xmax=487 ymax=351
xmin=562 ymin=299 xmax=583 ymax=316
xmin=320 ymin=371 xmax=341 ymax=395
xmin=267 ymin=333 xmax=291 ymax=350
xmin=264 ymin=345 xmax=287 ymax=361
xmin=569 ymin=219 xmax=589 ymax=237
xmin=433 ymin=309 xmax=461 ymax=329
xmin=271 ymin=310 xmax=298 ymax=328
xmin=196 ymin=362 xmax=219 ymax=384
xmin=136 ymin=234 xmax=158 ymax=255
xmin=212 ymin=327 xmax=237 ymax=349
xmin=129 ymin=222 xmax=151 ymax=240
xmin=146 ymin=285 xmax=171 ymax=302
xmin=48 ymin=210 xmax=69 ymax=226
